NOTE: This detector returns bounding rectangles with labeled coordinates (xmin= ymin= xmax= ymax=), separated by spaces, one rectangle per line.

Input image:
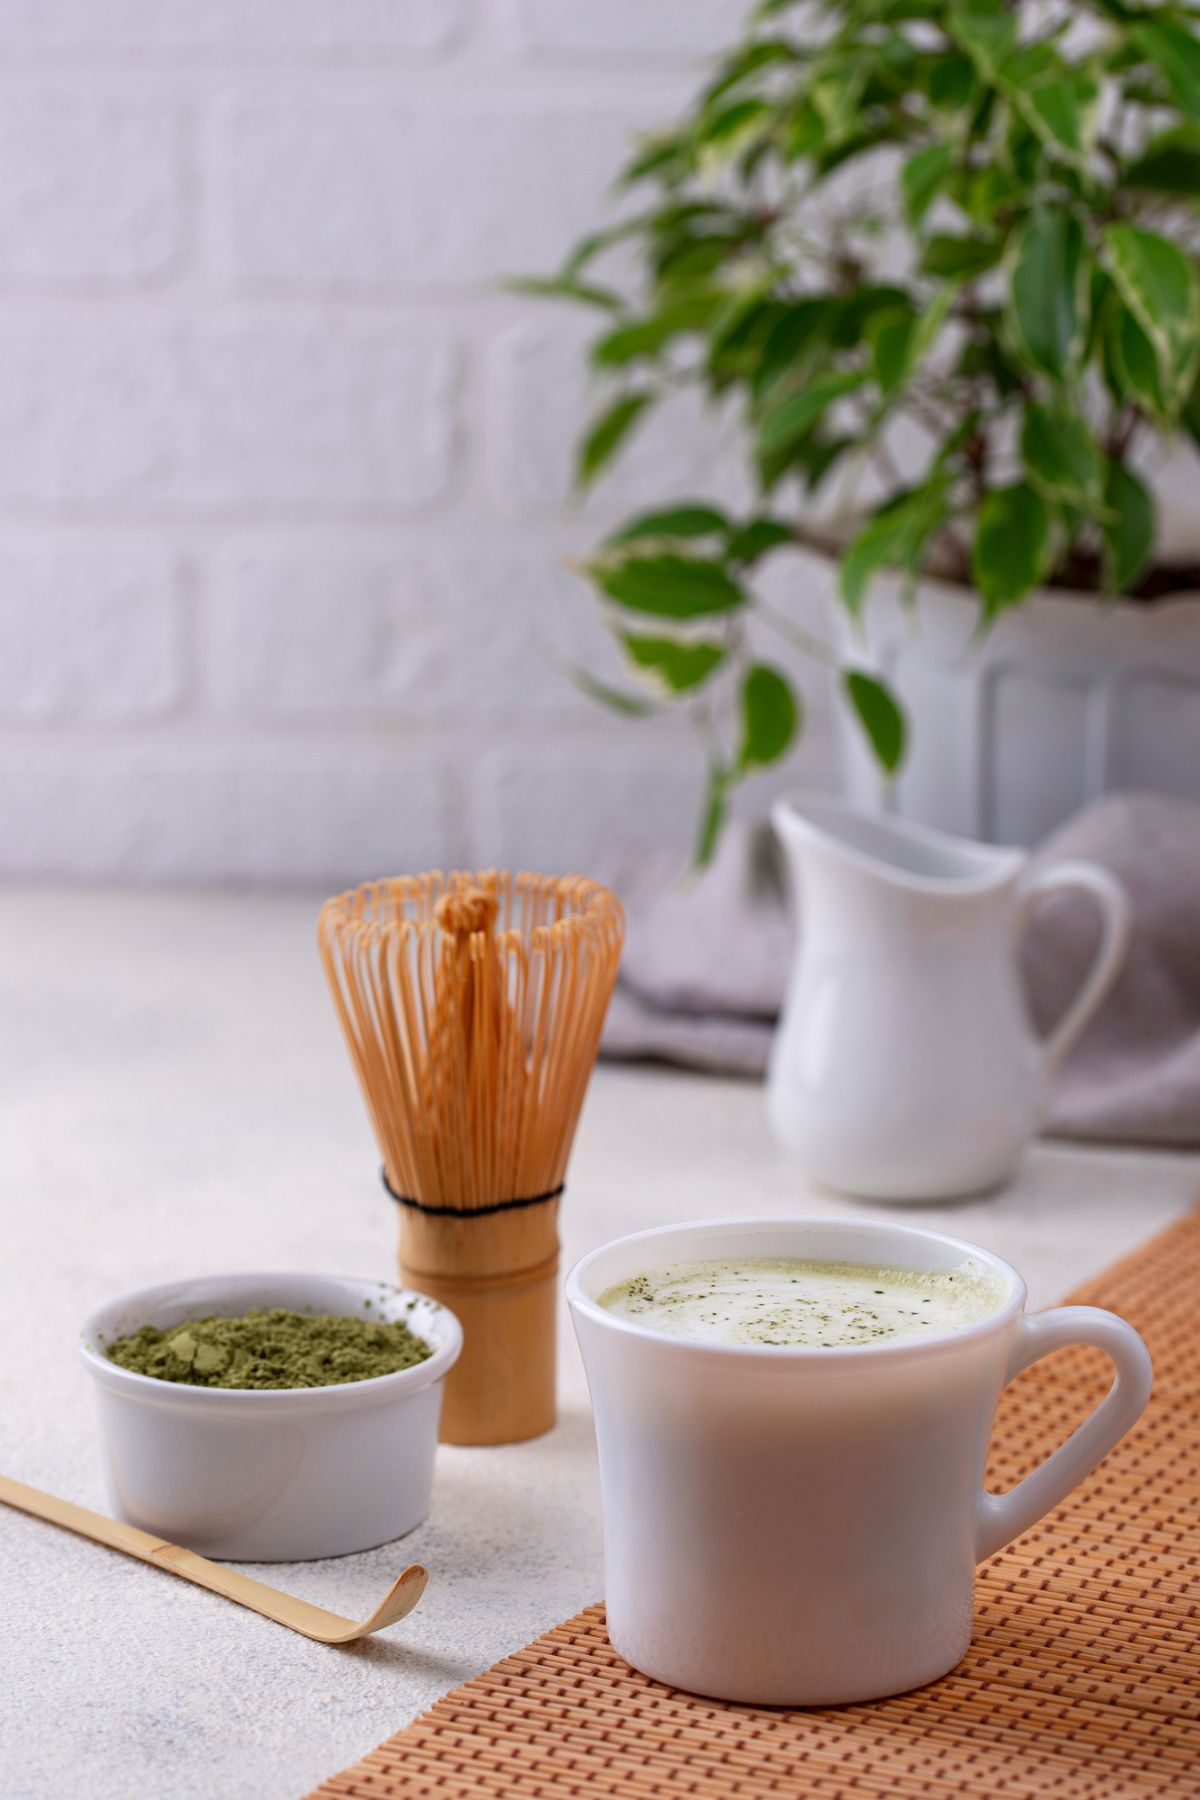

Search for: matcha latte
xmin=598 ymin=1255 xmax=1004 ymax=1348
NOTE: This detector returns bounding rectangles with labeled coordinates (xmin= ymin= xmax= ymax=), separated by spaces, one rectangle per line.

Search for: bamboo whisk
xmin=318 ymin=871 xmax=624 ymax=1445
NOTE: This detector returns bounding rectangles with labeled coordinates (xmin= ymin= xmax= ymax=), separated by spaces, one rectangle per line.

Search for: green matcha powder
xmin=106 ymin=1307 xmax=433 ymax=1391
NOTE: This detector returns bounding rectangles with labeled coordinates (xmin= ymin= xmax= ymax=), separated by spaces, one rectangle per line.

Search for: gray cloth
xmin=600 ymin=793 xmax=1200 ymax=1147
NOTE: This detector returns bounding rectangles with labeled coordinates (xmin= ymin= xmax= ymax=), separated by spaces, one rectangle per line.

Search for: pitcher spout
xmin=771 ymin=796 xmax=1025 ymax=899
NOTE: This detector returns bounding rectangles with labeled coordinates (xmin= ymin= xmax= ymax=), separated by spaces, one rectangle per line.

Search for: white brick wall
xmin=0 ymin=0 xmax=840 ymax=888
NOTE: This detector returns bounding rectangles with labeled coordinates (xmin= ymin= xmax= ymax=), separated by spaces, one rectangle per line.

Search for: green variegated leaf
xmin=738 ymin=663 xmax=799 ymax=769
xmin=948 ymin=0 xmax=1017 ymax=77
xmin=1008 ymin=211 xmax=1089 ymax=381
xmin=622 ymin=633 xmax=726 ymax=693
xmin=920 ymin=234 xmax=1004 ymax=280
xmin=607 ymin=505 xmax=729 ymax=545
xmin=588 ymin=552 xmax=745 ymax=618
xmin=843 ymin=670 xmax=906 ymax=773
xmin=755 ymin=371 xmax=866 ymax=462
xmin=702 ymin=39 xmax=802 ymax=108
xmin=1133 ymin=19 xmax=1200 ymax=119
xmin=592 ymin=292 xmax=725 ymax=366
xmin=870 ymin=307 xmax=916 ymax=393
xmin=509 ymin=275 xmax=624 ymax=311
xmin=1108 ymin=306 xmax=1168 ymax=421
xmin=1000 ymin=46 xmax=1100 ymax=169
xmin=840 ymin=481 xmax=948 ymax=616
xmin=1020 ymin=404 xmax=1103 ymax=509
xmin=576 ymin=392 xmax=654 ymax=489
xmin=751 ymin=299 xmax=829 ymax=401
xmin=1101 ymin=462 xmax=1155 ymax=594
xmin=1125 ymin=126 xmax=1200 ymax=197
xmin=553 ymin=656 xmax=661 ymax=718
xmin=972 ymin=482 xmax=1053 ymax=615
xmin=902 ymin=142 xmax=954 ymax=226
xmin=1104 ymin=224 xmax=1200 ymax=409
xmin=726 ymin=517 xmax=796 ymax=562
xmin=928 ymin=51 xmax=975 ymax=110
xmin=697 ymin=97 xmax=773 ymax=167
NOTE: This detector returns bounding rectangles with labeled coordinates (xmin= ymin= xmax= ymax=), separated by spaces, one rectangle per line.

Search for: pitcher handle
xmin=975 ymin=1305 xmax=1151 ymax=1562
xmin=1018 ymin=859 xmax=1131 ymax=1075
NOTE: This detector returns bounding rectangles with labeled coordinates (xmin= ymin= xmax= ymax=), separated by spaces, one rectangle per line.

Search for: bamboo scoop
xmin=0 ymin=1474 xmax=428 ymax=1644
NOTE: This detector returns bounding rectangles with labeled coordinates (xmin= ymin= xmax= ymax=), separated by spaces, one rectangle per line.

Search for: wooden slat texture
xmin=308 ymin=1210 xmax=1200 ymax=1799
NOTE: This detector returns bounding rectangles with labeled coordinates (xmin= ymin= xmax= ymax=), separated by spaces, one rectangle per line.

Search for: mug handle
xmin=1017 ymin=860 xmax=1131 ymax=1075
xmin=975 ymin=1305 xmax=1152 ymax=1562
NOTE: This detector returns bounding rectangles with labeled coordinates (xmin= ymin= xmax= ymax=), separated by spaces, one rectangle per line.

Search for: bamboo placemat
xmin=310 ymin=1211 xmax=1200 ymax=1799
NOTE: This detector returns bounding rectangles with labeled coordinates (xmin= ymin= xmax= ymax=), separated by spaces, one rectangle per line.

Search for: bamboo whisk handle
xmin=434 ymin=889 xmax=498 ymax=936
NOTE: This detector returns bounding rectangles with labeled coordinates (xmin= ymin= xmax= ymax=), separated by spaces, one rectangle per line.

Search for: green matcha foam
xmin=598 ymin=1255 xmax=1005 ymax=1348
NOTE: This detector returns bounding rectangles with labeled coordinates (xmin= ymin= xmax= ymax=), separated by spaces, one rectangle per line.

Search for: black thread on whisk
xmin=380 ymin=1167 xmax=565 ymax=1219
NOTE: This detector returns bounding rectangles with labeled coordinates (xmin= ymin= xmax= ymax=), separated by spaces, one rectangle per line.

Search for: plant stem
xmin=755 ymin=596 xmax=839 ymax=665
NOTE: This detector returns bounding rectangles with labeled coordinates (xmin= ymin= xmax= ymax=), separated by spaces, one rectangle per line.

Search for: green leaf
xmin=1001 ymin=46 xmax=1099 ymax=170
xmin=738 ymin=663 xmax=799 ymax=771
xmin=971 ymin=482 xmax=1052 ymax=616
xmin=790 ymin=433 xmax=855 ymax=493
xmin=695 ymin=764 xmax=731 ymax=869
xmin=928 ymin=51 xmax=976 ymax=111
xmin=702 ymin=39 xmax=801 ymax=108
xmin=553 ymin=657 xmax=660 ymax=718
xmin=509 ymin=274 xmax=623 ymax=312
xmin=696 ymin=97 xmax=772 ymax=157
xmin=588 ymin=552 xmax=745 ymax=619
xmin=1101 ymin=462 xmax=1155 ymax=594
xmin=842 ymin=670 xmax=906 ymax=774
xmin=1108 ymin=306 xmax=1167 ymax=421
xmin=902 ymin=142 xmax=954 ymax=227
xmin=592 ymin=292 xmax=723 ymax=366
xmin=905 ymin=282 xmax=955 ymax=371
xmin=756 ymin=371 xmax=866 ymax=462
xmin=827 ymin=285 xmax=910 ymax=350
xmin=576 ymin=391 xmax=654 ymax=489
xmin=956 ymin=162 xmax=1023 ymax=228
xmin=919 ymin=233 xmax=1004 ymax=280
xmin=726 ymin=517 xmax=795 ymax=562
xmin=870 ymin=307 xmax=916 ymax=393
xmin=948 ymin=0 xmax=1017 ymax=77
xmin=1133 ymin=18 xmax=1200 ymax=120
xmin=607 ymin=504 xmax=729 ymax=545
xmin=1103 ymin=224 xmax=1200 ymax=409
xmin=1008 ymin=210 xmax=1088 ymax=381
xmin=810 ymin=61 xmax=867 ymax=145
xmin=1185 ymin=374 xmax=1200 ymax=449
xmin=840 ymin=482 xmax=948 ymax=617
xmin=1020 ymin=404 xmax=1103 ymax=509
xmin=622 ymin=633 xmax=726 ymax=693
xmin=752 ymin=299 xmax=829 ymax=400
xmin=620 ymin=133 xmax=689 ymax=186
xmin=705 ymin=283 xmax=785 ymax=382
xmin=1125 ymin=126 xmax=1200 ymax=197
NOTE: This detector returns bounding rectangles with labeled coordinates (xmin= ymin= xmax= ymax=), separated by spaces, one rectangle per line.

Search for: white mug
xmin=567 ymin=1217 xmax=1151 ymax=1706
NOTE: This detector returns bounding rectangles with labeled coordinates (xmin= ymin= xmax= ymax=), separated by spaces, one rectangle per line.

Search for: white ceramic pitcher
xmin=767 ymin=797 xmax=1131 ymax=1200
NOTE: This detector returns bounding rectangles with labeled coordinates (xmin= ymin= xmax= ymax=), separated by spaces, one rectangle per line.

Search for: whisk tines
xmin=318 ymin=869 xmax=624 ymax=1444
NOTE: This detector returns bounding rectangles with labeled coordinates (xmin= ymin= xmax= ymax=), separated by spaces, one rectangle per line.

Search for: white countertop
xmin=1 ymin=887 xmax=1195 ymax=1800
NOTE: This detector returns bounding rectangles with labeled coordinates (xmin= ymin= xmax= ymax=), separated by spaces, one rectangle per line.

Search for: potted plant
xmin=525 ymin=0 xmax=1200 ymax=856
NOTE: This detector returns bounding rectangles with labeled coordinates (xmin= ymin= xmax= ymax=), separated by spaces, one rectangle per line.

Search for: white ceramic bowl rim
xmin=566 ymin=1216 xmax=1026 ymax=1364
xmin=78 ymin=1270 xmax=463 ymax=1412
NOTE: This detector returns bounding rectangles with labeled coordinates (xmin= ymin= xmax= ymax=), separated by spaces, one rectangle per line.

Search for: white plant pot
xmin=832 ymin=567 xmax=1200 ymax=845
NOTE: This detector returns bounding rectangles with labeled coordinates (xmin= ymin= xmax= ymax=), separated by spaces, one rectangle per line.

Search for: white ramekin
xmin=78 ymin=1271 xmax=462 ymax=1562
